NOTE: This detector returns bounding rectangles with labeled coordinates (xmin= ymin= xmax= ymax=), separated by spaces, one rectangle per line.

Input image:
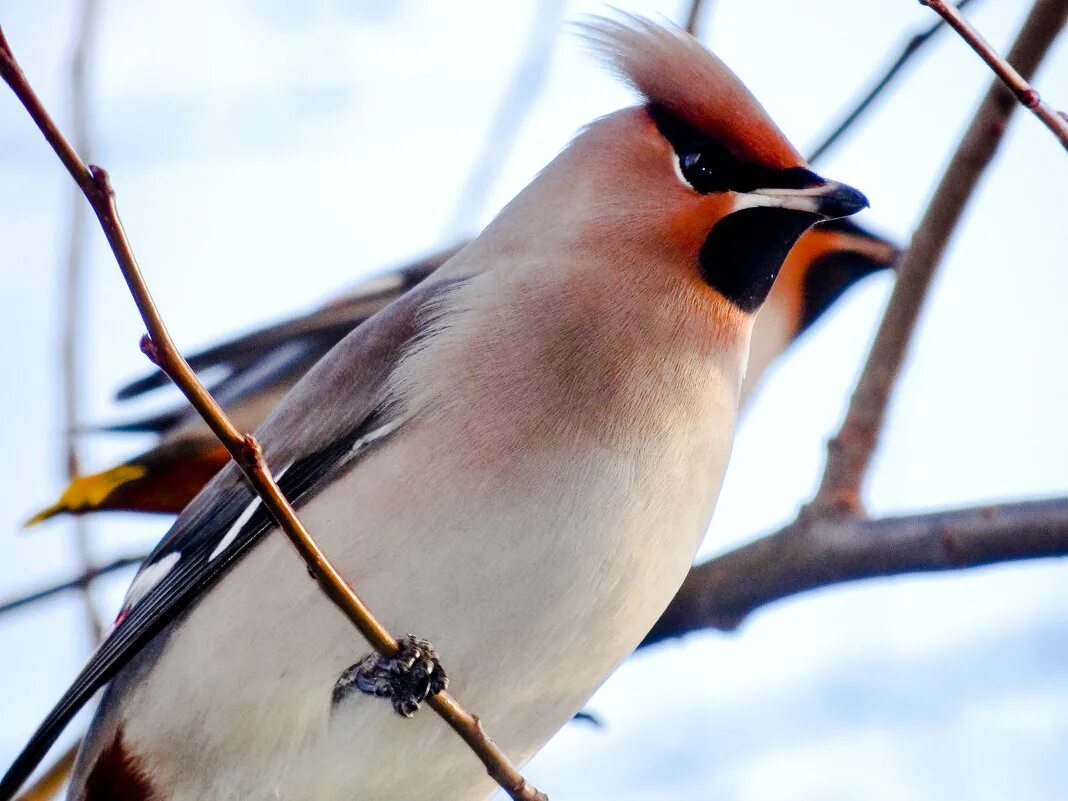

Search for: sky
xmin=0 ymin=1 xmax=1066 ymax=799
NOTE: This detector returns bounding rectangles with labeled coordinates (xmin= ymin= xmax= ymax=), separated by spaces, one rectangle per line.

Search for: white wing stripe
xmin=346 ymin=417 xmax=406 ymax=460
xmin=123 ymin=552 xmax=182 ymax=610
xmin=209 ymin=498 xmax=261 ymax=562
xmin=207 ymin=462 xmax=293 ymax=561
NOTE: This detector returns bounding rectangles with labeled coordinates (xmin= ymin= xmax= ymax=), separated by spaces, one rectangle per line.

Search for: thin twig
xmin=0 ymin=556 xmax=142 ymax=618
xmin=643 ymin=496 xmax=1068 ymax=645
xmin=811 ymin=0 xmax=1068 ymax=515
xmin=683 ymin=0 xmax=711 ymax=36
xmin=60 ymin=0 xmax=104 ymax=644
xmin=11 ymin=742 xmax=77 ymax=801
xmin=920 ymin=0 xmax=1068 ymax=149
xmin=807 ymin=0 xmax=981 ymax=164
xmin=0 ymin=28 xmax=545 ymax=801
xmin=442 ymin=0 xmax=566 ymax=238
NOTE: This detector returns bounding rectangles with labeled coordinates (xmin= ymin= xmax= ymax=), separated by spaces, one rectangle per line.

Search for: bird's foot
xmin=332 ymin=635 xmax=448 ymax=718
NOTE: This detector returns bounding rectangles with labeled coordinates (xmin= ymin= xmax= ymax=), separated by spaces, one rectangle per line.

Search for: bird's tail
xmin=24 ymin=440 xmax=231 ymax=525
xmin=24 ymin=464 xmax=149 ymax=526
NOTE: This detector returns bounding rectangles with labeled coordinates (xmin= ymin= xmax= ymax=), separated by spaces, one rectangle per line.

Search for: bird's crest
xmin=578 ymin=13 xmax=803 ymax=170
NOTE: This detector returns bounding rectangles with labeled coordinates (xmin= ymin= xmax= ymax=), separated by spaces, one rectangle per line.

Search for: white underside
xmin=112 ymin=406 xmax=732 ymax=801
xmin=81 ymin=234 xmax=748 ymax=801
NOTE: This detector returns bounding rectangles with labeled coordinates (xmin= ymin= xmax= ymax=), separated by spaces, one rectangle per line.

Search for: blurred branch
xmin=11 ymin=743 xmax=77 ymax=801
xmin=811 ymin=0 xmax=1068 ymax=514
xmin=807 ymin=0 xmax=981 ymax=164
xmin=0 ymin=26 xmax=546 ymax=801
xmin=60 ymin=0 xmax=104 ymax=643
xmin=920 ymin=0 xmax=1068 ymax=149
xmin=0 ymin=556 xmax=141 ymax=618
xmin=683 ymin=0 xmax=712 ymax=36
xmin=643 ymin=497 xmax=1068 ymax=645
xmin=443 ymin=0 xmax=567 ymax=237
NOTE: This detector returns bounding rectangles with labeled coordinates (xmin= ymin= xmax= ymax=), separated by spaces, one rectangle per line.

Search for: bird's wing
xmin=0 ymin=277 xmax=462 ymax=801
xmin=110 ymin=249 xmax=457 ymax=414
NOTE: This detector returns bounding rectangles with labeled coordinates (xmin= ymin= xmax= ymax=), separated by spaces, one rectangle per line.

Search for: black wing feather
xmin=100 ymin=336 xmax=344 ymax=434
xmin=0 ymin=414 xmax=397 ymax=801
xmin=112 ymin=259 xmax=440 ymax=404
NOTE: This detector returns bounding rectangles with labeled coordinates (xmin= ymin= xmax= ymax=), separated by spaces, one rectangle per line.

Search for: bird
xmin=740 ymin=216 xmax=895 ymax=406
xmin=25 ymin=245 xmax=464 ymax=522
xmin=1 ymin=16 xmax=870 ymax=801
xmin=25 ymin=221 xmax=894 ymax=523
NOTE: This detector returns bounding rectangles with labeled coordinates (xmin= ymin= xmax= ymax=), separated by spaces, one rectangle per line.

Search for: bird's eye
xmin=678 ymin=150 xmax=732 ymax=194
xmin=652 ymin=103 xmax=824 ymax=196
xmin=677 ymin=148 xmax=822 ymax=196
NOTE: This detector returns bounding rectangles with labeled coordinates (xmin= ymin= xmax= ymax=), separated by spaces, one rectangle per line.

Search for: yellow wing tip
xmin=23 ymin=464 xmax=148 ymax=527
xmin=23 ymin=503 xmax=65 ymax=528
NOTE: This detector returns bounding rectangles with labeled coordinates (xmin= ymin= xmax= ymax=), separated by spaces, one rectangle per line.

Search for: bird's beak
xmin=739 ymin=179 xmax=869 ymax=220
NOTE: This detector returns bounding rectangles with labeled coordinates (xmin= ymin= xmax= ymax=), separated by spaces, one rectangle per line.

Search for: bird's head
xmin=500 ymin=15 xmax=869 ymax=322
xmin=784 ymin=219 xmax=900 ymax=336
xmin=740 ymin=219 xmax=899 ymax=403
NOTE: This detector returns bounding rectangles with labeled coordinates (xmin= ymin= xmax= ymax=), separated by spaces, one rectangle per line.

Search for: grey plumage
xmin=1 ymin=16 xmax=869 ymax=801
xmin=1 ymin=278 xmax=462 ymax=799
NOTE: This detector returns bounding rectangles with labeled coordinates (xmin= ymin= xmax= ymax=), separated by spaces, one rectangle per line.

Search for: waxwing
xmin=26 ymin=222 xmax=894 ymax=522
xmin=2 ymin=16 xmax=868 ymax=801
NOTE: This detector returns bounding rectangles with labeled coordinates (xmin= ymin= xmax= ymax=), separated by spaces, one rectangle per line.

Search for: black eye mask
xmin=648 ymin=104 xmax=824 ymax=313
xmin=649 ymin=103 xmax=823 ymax=195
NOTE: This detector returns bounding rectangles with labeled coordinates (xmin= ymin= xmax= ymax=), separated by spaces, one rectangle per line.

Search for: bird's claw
xmin=332 ymin=635 xmax=448 ymax=718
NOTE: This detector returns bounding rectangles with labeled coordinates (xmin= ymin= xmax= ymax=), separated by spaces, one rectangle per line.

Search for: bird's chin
xmin=698 ymin=207 xmax=821 ymax=313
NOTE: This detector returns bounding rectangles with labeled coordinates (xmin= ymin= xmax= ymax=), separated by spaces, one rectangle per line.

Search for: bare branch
xmin=807 ymin=0 xmax=982 ymax=164
xmin=920 ymin=0 xmax=1068 ymax=149
xmin=11 ymin=743 xmax=77 ymax=801
xmin=0 ymin=28 xmax=545 ymax=801
xmin=643 ymin=496 xmax=1068 ymax=646
xmin=0 ymin=556 xmax=142 ymax=618
xmin=683 ymin=0 xmax=712 ymax=36
xmin=443 ymin=0 xmax=566 ymax=237
xmin=811 ymin=0 xmax=1068 ymax=515
xmin=60 ymin=0 xmax=104 ymax=643
xmin=10 ymin=495 xmax=1068 ymax=653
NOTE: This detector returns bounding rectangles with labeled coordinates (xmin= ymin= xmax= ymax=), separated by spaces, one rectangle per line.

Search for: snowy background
xmin=1 ymin=1 xmax=1066 ymax=799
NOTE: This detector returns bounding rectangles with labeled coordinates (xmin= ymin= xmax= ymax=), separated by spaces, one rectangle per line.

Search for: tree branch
xmin=0 ymin=556 xmax=142 ymax=618
xmin=811 ymin=0 xmax=1067 ymax=515
xmin=9 ymin=495 xmax=1068 ymax=656
xmin=920 ymin=0 xmax=1068 ymax=149
xmin=0 ymin=27 xmax=545 ymax=801
xmin=60 ymin=0 xmax=104 ymax=644
xmin=683 ymin=0 xmax=712 ymax=36
xmin=443 ymin=0 xmax=566 ymax=238
xmin=643 ymin=496 xmax=1068 ymax=646
xmin=807 ymin=0 xmax=981 ymax=165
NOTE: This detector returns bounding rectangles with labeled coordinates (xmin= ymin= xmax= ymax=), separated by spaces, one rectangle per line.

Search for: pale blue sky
xmin=0 ymin=1 xmax=1066 ymax=799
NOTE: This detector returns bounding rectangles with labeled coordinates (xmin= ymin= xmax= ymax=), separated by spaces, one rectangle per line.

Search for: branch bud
xmin=138 ymin=334 xmax=159 ymax=364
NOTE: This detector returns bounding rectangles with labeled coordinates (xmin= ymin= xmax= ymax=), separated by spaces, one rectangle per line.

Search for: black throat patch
xmin=700 ymin=208 xmax=820 ymax=313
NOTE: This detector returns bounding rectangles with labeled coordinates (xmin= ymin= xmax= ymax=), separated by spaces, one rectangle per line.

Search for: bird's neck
xmin=390 ymin=256 xmax=751 ymax=459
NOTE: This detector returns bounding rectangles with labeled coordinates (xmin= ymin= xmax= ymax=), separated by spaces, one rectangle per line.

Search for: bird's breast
xmin=110 ymin=276 xmax=745 ymax=801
